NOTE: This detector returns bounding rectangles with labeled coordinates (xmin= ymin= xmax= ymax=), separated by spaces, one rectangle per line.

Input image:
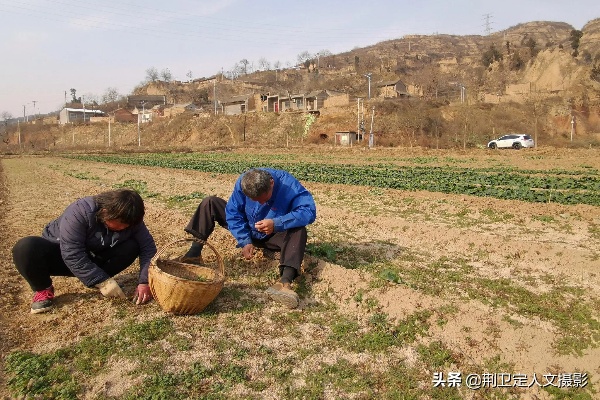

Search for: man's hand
xmin=242 ymin=243 xmax=255 ymax=259
xmin=255 ymin=219 xmax=274 ymax=235
xmin=95 ymin=278 xmax=126 ymax=299
xmin=133 ymin=284 xmax=153 ymax=305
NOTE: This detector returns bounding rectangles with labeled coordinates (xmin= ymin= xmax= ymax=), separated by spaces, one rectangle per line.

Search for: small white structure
xmin=335 ymin=131 xmax=358 ymax=146
xmin=59 ymin=108 xmax=105 ymax=125
xmin=133 ymin=107 xmax=153 ymax=123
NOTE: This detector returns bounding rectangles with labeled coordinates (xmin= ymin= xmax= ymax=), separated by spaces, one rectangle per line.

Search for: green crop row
xmin=65 ymin=153 xmax=600 ymax=206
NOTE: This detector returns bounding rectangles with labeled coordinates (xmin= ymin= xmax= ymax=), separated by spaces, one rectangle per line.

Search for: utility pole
xmin=108 ymin=112 xmax=112 ymax=147
xmin=357 ymin=98 xmax=361 ymax=142
xmin=137 ymin=101 xmax=146 ymax=147
xmin=364 ymin=73 xmax=372 ymax=100
xmin=571 ymin=115 xmax=576 ymax=142
xmin=17 ymin=120 xmax=21 ymax=149
xmin=368 ymin=106 xmax=375 ymax=149
xmin=137 ymin=106 xmax=141 ymax=147
xmin=532 ymin=101 xmax=538 ymax=148
xmin=213 ymin=80 xmax=217 ymax=115
xmin=23 ymin=105 xmax=27 ymax=122
xmin=243 ymin=114 xmax=247 ymax=141
xmin=32 ymin=100 xmax=37 ymax=121
xmin=461 ymin=85 xmax=466 ymax=103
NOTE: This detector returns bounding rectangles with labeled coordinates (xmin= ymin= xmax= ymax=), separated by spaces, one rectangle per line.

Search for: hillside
xmin=2 ymin=19 xmax=600 ymax=152
xmin=134 ymin=19 xmax=600 ymax=144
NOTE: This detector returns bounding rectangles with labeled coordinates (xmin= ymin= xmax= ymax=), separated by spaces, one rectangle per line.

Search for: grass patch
xmin=306 ymin=241 xmax=397 ymax=269
xmin=289 ymin=358 xmax=377 ymax=398
xmin=329 ymin=310 xmax=432 ymax=353
xmin=5 ymin=351 xmax=79 ymax=399
xmin=64 ymin=171 xmax=100 ymax=180
xmin=589 ymin=223 xmax=600 ymax=241
xmin=165 ymin=191 xmax=207 ymax=208
xmin=122 ymin=361 xmax=247 ymax=400
xmin=216 ymin=286 xmax=264 ymax=313
xmin=417 ymin=340 xmax=456 ymax=368
xmin=357 ymin=253 xmax=600 ymax=354
xmin=532 ymin=214 xmax=556 ymax=223
xmin=113 ymin=179 xmax=159 ymax=198
xmin=481 ymin=208 xmax=514 ymax=223
xmin=5 ymin=318 xmax=175 ymax=398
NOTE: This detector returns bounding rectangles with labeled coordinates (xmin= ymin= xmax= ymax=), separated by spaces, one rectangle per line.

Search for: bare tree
xmin=82 ymin=93 xmax=99 ymax=107
xmin=160 ymin=68 xmax=172 ymax=82
xmin=1 ymin=111 xmax=13 ymax=121
xmin=186 ymin=70 xmax=193 ymax=80
xmin=239 ymin=59 xmax=250 ymax=74
xmin=146 ymin=67 xmax=159 ymax=82
xmin=224 ymin=69 xmax=235 ymax=80
xmin=1 ymin=111 xmax=11 ymax=142
xmin=297 ymin=51 xmax=312 ymax=66
xmin=102 ymin=87 xmax=120 ymax=104
xmin=231 ymin=62 xmax=246 ymax=78
xmin=258 ymin=57 xmax=271 ymax=71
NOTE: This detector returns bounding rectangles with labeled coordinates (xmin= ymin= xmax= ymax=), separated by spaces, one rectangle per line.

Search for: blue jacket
xmin=225 ymin=169 xmax=316 ymax=248
xmin=42 ymin=196 xmax=157 ymax=287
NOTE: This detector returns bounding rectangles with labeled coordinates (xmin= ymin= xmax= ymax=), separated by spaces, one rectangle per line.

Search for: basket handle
xmin=151 ymin=238 xmax=225 ymax=277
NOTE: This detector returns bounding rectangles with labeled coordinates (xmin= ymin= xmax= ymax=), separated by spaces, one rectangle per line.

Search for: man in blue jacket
xmin=184 ymin=168 xmax=317 ymax=309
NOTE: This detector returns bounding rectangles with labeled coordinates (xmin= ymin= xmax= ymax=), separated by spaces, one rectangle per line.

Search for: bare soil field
xmin=1 ymin=147 xmax=599 ymax=399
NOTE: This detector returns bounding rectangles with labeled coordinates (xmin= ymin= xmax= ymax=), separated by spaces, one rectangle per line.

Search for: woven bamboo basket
xmin=149 ymin=238 xmax=225 ymax=315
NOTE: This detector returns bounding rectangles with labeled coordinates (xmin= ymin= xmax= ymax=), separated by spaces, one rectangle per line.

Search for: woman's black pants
xmin=12 ymin=236 xmax=139 ymax=291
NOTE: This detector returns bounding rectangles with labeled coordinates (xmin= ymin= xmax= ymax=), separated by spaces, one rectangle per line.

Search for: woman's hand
xmin=133 ymin=284 xmax=153 ymax=305
xmin=96 ymin=278 xmax=126 ymax=299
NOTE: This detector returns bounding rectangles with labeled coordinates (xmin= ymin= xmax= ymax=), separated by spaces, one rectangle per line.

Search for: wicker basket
xmin=149 ymin=239 xmax=225 ymax=315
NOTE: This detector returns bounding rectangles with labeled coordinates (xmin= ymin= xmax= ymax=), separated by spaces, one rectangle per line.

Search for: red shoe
xmin=31 ymin=285 xmax=54 ymax=314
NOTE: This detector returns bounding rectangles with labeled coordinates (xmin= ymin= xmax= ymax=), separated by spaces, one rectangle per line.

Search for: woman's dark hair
xmin=94 ymin=189 xmax=145 ymax=225
xmin=240 ymin=169 xmax=272 ymax=198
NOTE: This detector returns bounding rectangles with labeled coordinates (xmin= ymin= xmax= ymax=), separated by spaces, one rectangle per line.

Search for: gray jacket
xmin=42 ymin=196 xmax=157 ymax=287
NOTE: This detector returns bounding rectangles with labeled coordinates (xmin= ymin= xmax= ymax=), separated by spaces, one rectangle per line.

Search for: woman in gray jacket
xmin=12 ymin=189 xmax=157 ymax=314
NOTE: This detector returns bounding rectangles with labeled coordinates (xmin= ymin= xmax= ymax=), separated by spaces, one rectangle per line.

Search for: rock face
xmin=580 ymin=18 xmax=600 ymax=56
xmin=495 ymin=21 xmax=574 ymax=49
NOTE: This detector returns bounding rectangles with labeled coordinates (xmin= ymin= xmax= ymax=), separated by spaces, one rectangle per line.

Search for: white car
xmin=487 ymin=134 xmax=534 ymax=150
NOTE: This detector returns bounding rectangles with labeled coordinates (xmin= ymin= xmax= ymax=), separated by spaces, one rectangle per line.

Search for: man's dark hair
xmin=240 ymin=169 xmax=272 ymax=198
xmin=94 ymin=189 xmax=145 ymax=225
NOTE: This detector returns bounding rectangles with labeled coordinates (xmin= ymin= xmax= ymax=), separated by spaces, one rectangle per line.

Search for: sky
xmin=0 ymin=0 xmax=598 ymax=118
